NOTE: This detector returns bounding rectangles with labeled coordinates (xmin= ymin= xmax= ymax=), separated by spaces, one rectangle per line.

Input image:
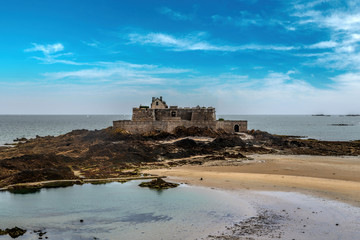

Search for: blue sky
xmin=1 ymin=0 xmax=360 ymax=114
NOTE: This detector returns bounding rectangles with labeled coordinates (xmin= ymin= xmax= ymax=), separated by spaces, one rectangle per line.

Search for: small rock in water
xmin=80 ymin=219 xmax=84 ymax=223
xmin=0 ymin=226 xmax=27 ymax=238
xmin=138 ymin=178 xmax=179 ymax=190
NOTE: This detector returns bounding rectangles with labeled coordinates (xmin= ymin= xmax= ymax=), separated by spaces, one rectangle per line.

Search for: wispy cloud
xmin=158 ymin=7 xmax=191 ymax=21
xmin=200 ymin=70 xmax=360 ymax=114
xmin=82 ymin=40 xmax=101 ymax=48
xmin=24 ymin=43 xmax=85 ymax=65
xmin=306 ymin=41 xmax=338 ymax=49
xmin=291 ymin=0 xmax=360 ymax=70
xmin=25 ymin=43 xmax=64 ymax=55
xmin=128 ymin=32 xmax=298 ymax=52
xmin=211 ymin=12 xmax=296 ymax=31
xmin=43 ymin=61 xmax=192 ymax=85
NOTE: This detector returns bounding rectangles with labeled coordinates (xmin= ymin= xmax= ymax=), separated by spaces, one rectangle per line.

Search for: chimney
xmin=160 ymin=96 xmax=163 ymax=101
xmin=152 ymin=97 xmax=155 ymax=102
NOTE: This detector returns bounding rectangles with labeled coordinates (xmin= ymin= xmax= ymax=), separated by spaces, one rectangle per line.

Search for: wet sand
xmin=203 ymin=190 xmax=360 ymax=240
xmin=145 ymin=154 xmax=360 ymax=207
xmin=145 ymin=154 xmax=360 ymax=239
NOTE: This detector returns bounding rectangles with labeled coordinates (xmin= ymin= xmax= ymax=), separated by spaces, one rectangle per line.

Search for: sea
xmin=0 ymin=114 xmax=359 ymax=146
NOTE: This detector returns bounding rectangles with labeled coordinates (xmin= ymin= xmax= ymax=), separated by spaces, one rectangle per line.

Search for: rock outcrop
xmin=1 ymin=126 xmax=359 ymax=189
xmin=139 ymin=178 xmax=179 ymax=189
xmin=0 ymin=227 xmax=26 ymax=238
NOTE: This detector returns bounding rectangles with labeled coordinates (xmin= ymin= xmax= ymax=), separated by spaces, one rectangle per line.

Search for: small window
xmin=171 ymin=111 xmax=176 ymax=117
xmin=156 ymin=102 xmax=159 ymax=106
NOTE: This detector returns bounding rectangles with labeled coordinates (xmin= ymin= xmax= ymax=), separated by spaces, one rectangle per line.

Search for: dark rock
xmin=174 ymin=138 xmax=197 ymax=148
xmin=0 ymin=227 xmax=26 ymax=238
xmin=209 ymin=136 xmax=246 ymax=149
xmin=13 ymin=137 xmax=27 ymax=142
xmin=224 ymin=152 xmax=246 ymax=158
xmin=1 ymin=125 xmax=360 ymax=190
xmin=139 ymin=178 xmax=179 ymax=190
xmin=330 ymin=123 xmax=354 ymax=126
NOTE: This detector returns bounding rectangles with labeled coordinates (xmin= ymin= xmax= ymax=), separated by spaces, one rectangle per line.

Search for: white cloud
xmin=25 ymin=42 xmax=87 ymax=65
xmin=25 ymin=43 xmax=64 ymax=55
xmin=211 ymin=12 xmax=296 ymax=31
xmin=5 ymin=61 xmax=360 ymax=114
xmin=43 ymin=61 xmax=192 ymax=85
xmin=158 ymin=7 xmax=191 ymax=21
xmin=330 ymin=72 xmax=360 ymax=89
xmin=83 ymin=40 xmax=101 ymax=48
xmin=200 ymin=71 xmax=360 ymax=114
xmin=307 ymin=41 xmax=338 ymax=49
xmin=292 ymin=1 xmax=360 ymax=70
xmin=212 ymin=13 xmax=262 ymax=27
xmin=129 ymin=32 xmax=298 ymax=52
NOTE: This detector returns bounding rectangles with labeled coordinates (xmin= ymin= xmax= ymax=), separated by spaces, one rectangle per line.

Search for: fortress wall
xmin=154 ymin=109 xmax=170 ymax=121
xmin=216 ymin=120 xmax=247 ymax=132
xmin=176 ymin=109 xmax=193 ymax=121
xmin=113 ymin=120 xmax=218 ymax=134
xmin=152 ymin=108 xmax=216 ymax=121
xmin=132 ymin=108 xmax=155 ymax=121
xmin=190 ymin=108 xmax=216 ymax=121
xmin=113 ymin=120 xmax=247 ymax=134
xmin=155 ymin=109 xmax=194 ymax=121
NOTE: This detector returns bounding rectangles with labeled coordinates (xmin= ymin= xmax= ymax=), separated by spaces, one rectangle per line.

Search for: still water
xmin=222 ymin=115 xmax=360 ymax=141
xmin=0 ymin=181 xmax=252 ymax=240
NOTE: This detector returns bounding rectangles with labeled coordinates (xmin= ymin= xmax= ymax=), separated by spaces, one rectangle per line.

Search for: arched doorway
xmin=234 ymin=124 xmax=239 ymax=132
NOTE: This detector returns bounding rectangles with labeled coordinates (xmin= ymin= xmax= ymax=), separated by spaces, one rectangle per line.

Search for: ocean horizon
xmin=1 ymin=114 xmax=359 ymax=146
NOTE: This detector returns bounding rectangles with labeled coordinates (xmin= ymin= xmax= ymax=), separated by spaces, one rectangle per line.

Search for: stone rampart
xmin=216 ymin=120 xmax=247 ymax=132
xmin=113 ymin=120 xmax=247 ymax=134
xmin=152 ymin=107 xmax=215 ymax=121
xmin=132 ymin=108 xmax=155 ymax=121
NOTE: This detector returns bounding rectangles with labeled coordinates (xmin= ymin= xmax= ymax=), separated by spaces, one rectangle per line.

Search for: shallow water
xmin=244 ymin=191 xmax=360 ymax=240
xmin=1 ymin=182 xmax=359 ymax=240
xmin=0 ymin=181 xmax=253 ymax=240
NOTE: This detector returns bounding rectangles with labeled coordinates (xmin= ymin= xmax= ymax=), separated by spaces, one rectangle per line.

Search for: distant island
xmin=312 ymin=114 xmax=331 ymax=116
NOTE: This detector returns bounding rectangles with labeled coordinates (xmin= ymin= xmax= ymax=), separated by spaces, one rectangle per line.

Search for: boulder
xmin=139 ymin=178 xmax=179 ymax=190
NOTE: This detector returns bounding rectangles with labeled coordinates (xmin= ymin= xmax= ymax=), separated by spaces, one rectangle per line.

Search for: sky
xmin=1 ymin=0 xmax=360 ymax=114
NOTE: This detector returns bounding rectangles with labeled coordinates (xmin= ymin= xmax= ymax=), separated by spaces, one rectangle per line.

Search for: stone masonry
xmin=113 ymin=97 xmax=247 ymax=134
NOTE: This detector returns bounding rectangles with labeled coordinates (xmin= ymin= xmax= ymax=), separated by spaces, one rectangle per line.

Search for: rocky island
xmin=1 ymin=125 xmax=360 ymax=192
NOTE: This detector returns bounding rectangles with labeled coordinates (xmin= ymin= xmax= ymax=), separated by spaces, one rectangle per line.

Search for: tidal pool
xmin=0 ymin=181 xmax=254 ymax=240
xmin=1 ymin=181 xmax=359 ymax=240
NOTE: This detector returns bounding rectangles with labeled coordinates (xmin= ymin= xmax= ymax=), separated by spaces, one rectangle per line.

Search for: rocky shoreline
xmin=0 ymin=176 xmax=165 ymax=194
xmin=1 ymin=126 xmax=359 ymax=191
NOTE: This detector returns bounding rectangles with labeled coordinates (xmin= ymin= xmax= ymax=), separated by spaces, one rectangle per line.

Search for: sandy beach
xmin=145 ymin=154 xmax=360 ymax=207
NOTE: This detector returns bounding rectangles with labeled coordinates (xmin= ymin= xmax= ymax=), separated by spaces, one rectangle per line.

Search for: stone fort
xmin=113 ymin=97 xmax=247 ymax=133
